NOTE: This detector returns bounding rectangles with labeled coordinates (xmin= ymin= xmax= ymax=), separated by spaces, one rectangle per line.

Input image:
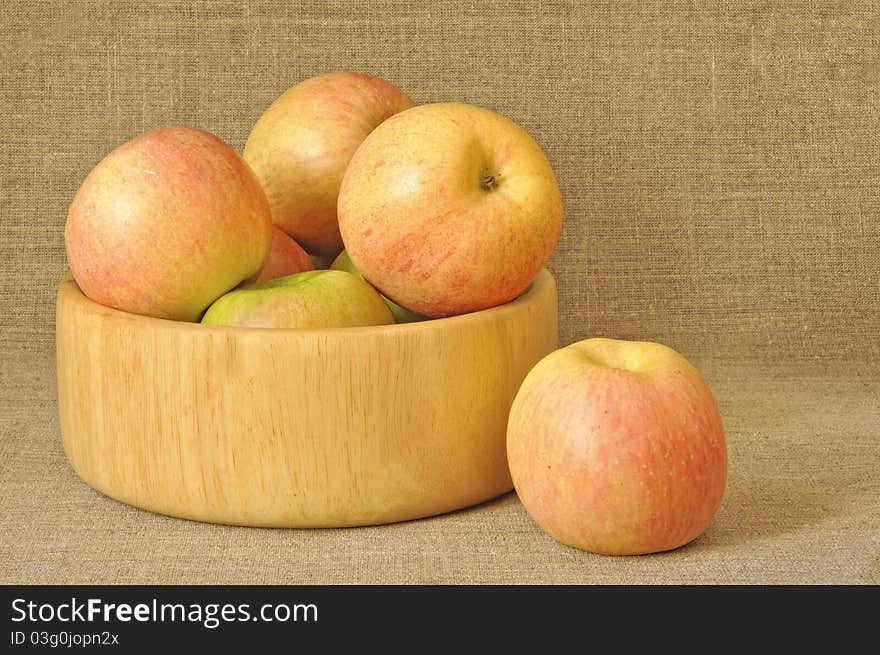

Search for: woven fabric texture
xmin=3 ymin=352 xmax=877 ymax=584
xmin=1 ymin=2 xmax=878 ymax=583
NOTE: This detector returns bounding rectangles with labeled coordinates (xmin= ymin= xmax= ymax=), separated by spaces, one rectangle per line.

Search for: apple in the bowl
xmin=255 ymin=226 xmax=314 ymax=283
xmin=243 ymin=71 xmax=415 ymax=258
xmin=506 ymin=338 xmax=727 ymax=556
xmin=65 ymin=126 xmax=273 ymax=322
xmin=330 ymin=250 xmax=425 ymax=324
xmin=201 ymin=270 xmax=394 ymax=329
xmin=337 ymin=102 xmax=562 ymax=318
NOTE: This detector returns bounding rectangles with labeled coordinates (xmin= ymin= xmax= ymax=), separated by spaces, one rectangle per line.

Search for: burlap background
xmin=1 ymin=2 xmax=878 ymax=583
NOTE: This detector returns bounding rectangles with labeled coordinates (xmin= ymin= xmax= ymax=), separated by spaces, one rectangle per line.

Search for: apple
xmin=330 ymin=250 xmax=426 ymax=324
xmin=201 ymin=270 xmax=394 ymax=329
xmin=65 ymin=126 xmax=272 ymax=322
xmin=255 ymin=226 xmax=315 ymax=283
xmin=243 ymin=71 xmax=415 ymax=258
xmin=506 ymin=338 xmax=727 ymax=556
xmin=337 ymin=102 xmax=563 ymax=318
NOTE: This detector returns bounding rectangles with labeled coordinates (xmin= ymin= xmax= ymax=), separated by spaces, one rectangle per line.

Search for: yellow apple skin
xmin=201 ymin=270 xmax=394 ymax=329
xmin=507 ymin=338 xmax=727 ymax=556
xmin=330 ymin=250 xmax=426 ymax=324
xmin=243 ymin=72 xmax=415 ymax=258
xmin=337 ymin=102 xmax=562 ymax=318
xmin=255 ymin=227 xmax=315 ymax=283
xmin=65 ymin=126 xmax=272 ymax=322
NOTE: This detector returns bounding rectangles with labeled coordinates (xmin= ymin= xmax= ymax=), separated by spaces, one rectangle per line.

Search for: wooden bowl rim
xmin=57 ymin=268 xmax=555 ymax=338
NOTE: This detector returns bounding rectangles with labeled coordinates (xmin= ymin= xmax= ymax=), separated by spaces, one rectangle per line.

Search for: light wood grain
xmin=56 ymin=269 xmax=558 ymax=527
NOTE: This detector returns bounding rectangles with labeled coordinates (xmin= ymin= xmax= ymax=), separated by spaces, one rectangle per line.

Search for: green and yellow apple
xmin=243 ymin=71 xmax=415 ymax=258
xmin=65 ymin=126 xmax=272 ymax=322
xmin=506 ymin=338 xmax=727 ymax=556
xmin=201 ymin=270 xmax=394 ymax=329
xmin=337 ymin=102 xmax=562 ymax=318
xmin=330 ymin=250 xmax=426 ymax=324
xmin=255 ymin=226 xmax=314 ymax=283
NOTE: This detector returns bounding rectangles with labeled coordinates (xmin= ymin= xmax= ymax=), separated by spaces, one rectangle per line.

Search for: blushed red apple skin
xmin=65 ymin=126 xmax=273 ymax=322
xmin=507 ymin=338 xmax=727 ymax=556
xmin=243 ymin=72 xmax=416 ymax=258
xmin=330 ymin=250 xmax=426 ymax=324
xmin=255 ymin=226 xmax=315 ymax=283
xmin=337 ymin=102 xmax=563 ymax=318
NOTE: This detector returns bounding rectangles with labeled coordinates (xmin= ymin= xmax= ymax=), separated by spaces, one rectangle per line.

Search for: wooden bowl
xmin=56 ymin=269 xmax=558 ymax=527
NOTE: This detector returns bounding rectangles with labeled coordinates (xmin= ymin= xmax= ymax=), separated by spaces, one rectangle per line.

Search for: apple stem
xmin=480 ymin=173 xmax=498 ymax=191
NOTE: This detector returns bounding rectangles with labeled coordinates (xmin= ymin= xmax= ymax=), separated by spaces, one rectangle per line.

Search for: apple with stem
xmin=507 ymin=338 xmax=727 ymax=556
xmin=338 ymin=102 xmax=562 ymax=318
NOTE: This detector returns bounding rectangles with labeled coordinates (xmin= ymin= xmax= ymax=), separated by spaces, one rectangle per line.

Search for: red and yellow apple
xmin=337 ymin=102 xmax=563 ymax=318
xmin=201 ymin=270 xmax=394 ymax=329
xmin=255 ymin=226 xmax=314 ymax=283
xmin=243 ymin=71 xmax=415 ymax=258
xmin=506 ymin=338 xmax=727 ymax=556
xmin=330 ymin=250 xmax=426 ymax=323
xmin=65 ymin=126 xmax=272 ymax=322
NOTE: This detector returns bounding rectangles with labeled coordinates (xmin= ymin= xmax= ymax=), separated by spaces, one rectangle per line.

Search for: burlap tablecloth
xmin=1 ymin=2 xmax=877 ymax=584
